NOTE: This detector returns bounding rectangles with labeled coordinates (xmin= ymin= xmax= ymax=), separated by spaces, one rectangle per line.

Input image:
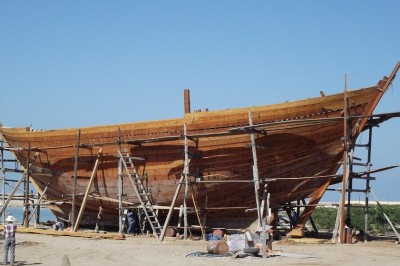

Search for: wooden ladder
xmin=118 ymin=151 xmax=162 ymax=238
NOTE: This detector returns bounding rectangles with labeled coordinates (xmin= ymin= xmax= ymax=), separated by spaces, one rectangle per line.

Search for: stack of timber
xmin=0 ymin=62 xmax=399 ymax=233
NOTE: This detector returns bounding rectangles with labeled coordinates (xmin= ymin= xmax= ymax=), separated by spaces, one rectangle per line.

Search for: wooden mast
xmin=184 ymin=89 xmax=191 ymax=114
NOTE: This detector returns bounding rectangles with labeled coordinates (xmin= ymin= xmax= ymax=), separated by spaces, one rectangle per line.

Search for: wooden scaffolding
xmin=0 ymin=139 xmax=41 ymax=227
xmin=1 ymin=89 xmax=400 ymax=244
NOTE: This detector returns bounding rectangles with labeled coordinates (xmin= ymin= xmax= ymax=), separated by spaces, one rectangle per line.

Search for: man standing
xmin=126 ymin=209 xmax=137 ymax=235
xmin=3 ymin=215 xmax=17 ymax=266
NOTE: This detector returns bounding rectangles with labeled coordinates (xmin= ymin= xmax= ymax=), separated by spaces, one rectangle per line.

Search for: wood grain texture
xmin=1 ymin=65 xmax=398 ymax=230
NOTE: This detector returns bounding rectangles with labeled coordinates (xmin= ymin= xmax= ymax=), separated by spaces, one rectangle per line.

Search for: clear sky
xmin=1 ymin=1 xmax=399 ymax=202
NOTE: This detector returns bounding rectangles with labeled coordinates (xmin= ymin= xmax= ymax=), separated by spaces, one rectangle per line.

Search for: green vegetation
xmin=311 ymin=205 xmax=400 ymax=234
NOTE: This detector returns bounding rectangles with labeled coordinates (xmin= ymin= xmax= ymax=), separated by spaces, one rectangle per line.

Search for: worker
xmin=126 ymin=209 xmax=137 ymax=235
xmin=53 ymin=220 xmax=65 ymax=231
xmin=3 ymin=215 xmax=17 ymax=266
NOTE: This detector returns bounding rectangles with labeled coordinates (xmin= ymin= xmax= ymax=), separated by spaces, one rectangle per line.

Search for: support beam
xmin=248 ymin=111 xmax=262 ymax=227
xmin=290 ymin=179 xmax=332 ymax=237
xmin=183 ymin=123 xmax=189 ymax=240
xmin=28 ymin=182 xmax=50 ymax=223
xmin=95 ymin=206 xmax=103 ymax=233
xmin=260 ymin=184 xmax=270 ymax=258
xmin=117 ymin=128 xmax=123 ymax=234
xmin=158 ymin=174 xmax=185 ymax=242
xmin=71 ymin=129 xmax=81 ymax=228
xmin=191 ymin=194 xmax=205 ymax=240
xmin=73 ymin=148 xmax=102 ymax=232
xmin=1 ymin=143 xmax=5 ymax=224
xmin=24 ymin=144 xmax=31 ymax=228
xmin=364 ymin=126 xmax=372 ymax=242
xmin=301 ymin=199 xmax=318 ymax=234
xmin=339 ymin=78 xmax=351 ymax=244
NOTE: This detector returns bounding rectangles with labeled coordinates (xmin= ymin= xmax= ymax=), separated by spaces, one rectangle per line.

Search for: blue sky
xmin=1 ymin=1 xmax=399 ymax=202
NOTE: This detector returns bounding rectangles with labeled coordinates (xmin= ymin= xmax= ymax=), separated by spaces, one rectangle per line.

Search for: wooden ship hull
xmin=1 ymin=63 xmax=399 ymax=232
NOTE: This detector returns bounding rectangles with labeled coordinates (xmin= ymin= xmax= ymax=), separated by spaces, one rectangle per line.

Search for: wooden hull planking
xmin=0 ymin=63 xmax=399 ymax=229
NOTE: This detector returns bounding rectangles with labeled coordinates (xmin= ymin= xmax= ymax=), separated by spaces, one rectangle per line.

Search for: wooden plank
xmin=73 ymin=148 xmax=102 ymax=232
xmin=0 ymin=226 xmax=125 ymax=240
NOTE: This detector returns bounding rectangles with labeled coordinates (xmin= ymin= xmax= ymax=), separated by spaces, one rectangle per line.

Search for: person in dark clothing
xmin=3 ymin=215 xmax=17 ymax=266
xmin=53 ymin=220 xmax=65 ymax=231
xmin=126 ymin=209 xmax=137 ymax=235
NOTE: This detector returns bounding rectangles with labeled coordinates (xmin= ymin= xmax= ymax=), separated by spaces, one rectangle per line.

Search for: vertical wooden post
xmin=183 ymin=123 xmax=189 ymax=240
xmin=364 ymin=126 xmax=372 ymax=242
xmin=1 ymin=144 xmax=5 ymax=224
xmin=71 ymin=129 xmax=81 ymax=228
xmin=117 ymin=128 xmax=123 ymax=234
xmin=35 ymin=192 xmax=40 ymax=226
xmin=24 ymin=143 xmax=31 ymax=228
xmin=29 ymin=182 xmax=50 ymax=223
xmin=248 ymin=111 xmax=262 ymax=227
xmin=177 ymin=204 xmax=184 ymax=234
xmin=184 ymin=89 xmax=191 ymax=114
xmin=339 ymin=75 xmax=349 ymax=244
xmin=203 ymin=195 xmax=208 ymax=229
xmin=260 ymin=184 xmax=268 ymax=258
xmin=95 ymin=206 xmax=103 ymax=233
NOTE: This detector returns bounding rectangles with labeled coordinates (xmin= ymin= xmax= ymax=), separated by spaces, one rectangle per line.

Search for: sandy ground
xmin=0 ymin=232 xmax=399 ymax=266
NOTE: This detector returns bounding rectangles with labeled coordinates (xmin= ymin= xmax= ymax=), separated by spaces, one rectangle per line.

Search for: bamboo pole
xmin=117 ymin=128 xmax=123 ymax=234
xmin=71 ymin=129 xmax=81 ymax=228
xmin=203 ymin=195 xmax=208 ymax=228
xmin=339 ymin=75 xmax=349 ymax=244
xmin=183 ymin=123 xmax=189 ymax=240
xmin=191 ymin=193 xmax=205 ymax=240
xmin=73 ymin=148 xmax=102 ymax=232
xmin=364 ymin=126 xmax=372 ymax=242
xmin=175 ymin=205 xmax=183 ymax=238
xmin=260 ymin=184 xmax=268 ymax=258
xmin=248 ymin=111 xmax=262 ymax=227
xmin=1 ymin=143 xmax=5 ymax=224
xmin=28 ymin=182 xmax=50 ymax=223
xmin=23 ymin=143 xmax=30 ymax=228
